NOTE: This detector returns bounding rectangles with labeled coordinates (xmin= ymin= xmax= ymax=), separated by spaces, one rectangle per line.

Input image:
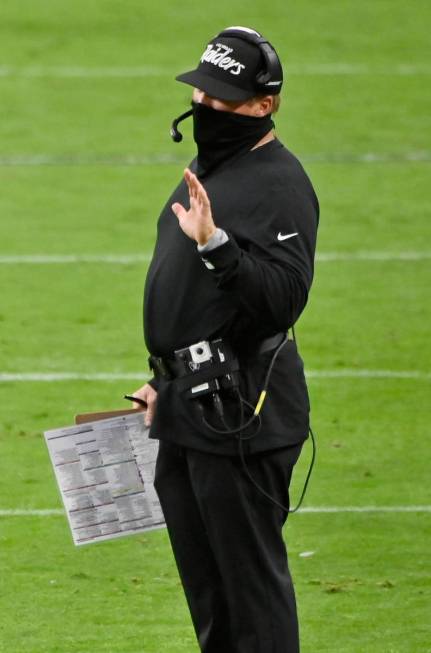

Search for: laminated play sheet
xmin=44 ymin=411 xmax=164 ymax=545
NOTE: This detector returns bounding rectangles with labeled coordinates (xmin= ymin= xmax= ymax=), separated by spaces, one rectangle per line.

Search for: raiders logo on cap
xmin=176 ymin=26 xmax=283 ymax=102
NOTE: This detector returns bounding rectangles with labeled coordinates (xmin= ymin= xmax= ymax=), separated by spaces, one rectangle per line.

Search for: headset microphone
xmin=170 ymin=108 xmax=194 ymax=142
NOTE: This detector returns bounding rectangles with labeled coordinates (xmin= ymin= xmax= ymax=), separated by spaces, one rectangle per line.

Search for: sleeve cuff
xmin=199 ymin=236 xmax=241 ymax=271
xmin=197 ymin=228 xmax=229 ymax=253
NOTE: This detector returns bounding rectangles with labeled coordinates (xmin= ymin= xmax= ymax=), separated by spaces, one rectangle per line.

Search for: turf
xmin=0 ymin=1 xmax=430 ymax=651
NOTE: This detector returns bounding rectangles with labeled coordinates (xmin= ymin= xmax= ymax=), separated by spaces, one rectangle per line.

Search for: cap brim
xmin=175 ymin=70 xmax=254 ymax=102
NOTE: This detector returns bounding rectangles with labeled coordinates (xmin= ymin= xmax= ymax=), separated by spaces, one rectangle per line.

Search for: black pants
xmin=154 ymin=440 xmax=302 ymax=653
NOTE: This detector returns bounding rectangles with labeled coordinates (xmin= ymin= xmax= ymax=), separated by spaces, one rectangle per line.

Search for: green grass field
xmin=0 ymin=1 xmax=430 ymax=651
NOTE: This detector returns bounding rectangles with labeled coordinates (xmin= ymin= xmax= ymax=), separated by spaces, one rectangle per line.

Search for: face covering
xmin=192 ymin=101 xmax=274 ymax=178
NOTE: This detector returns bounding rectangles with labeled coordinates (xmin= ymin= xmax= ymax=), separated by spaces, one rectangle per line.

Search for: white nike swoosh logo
xmin=277 ymin=232 xmax=298 ymax=241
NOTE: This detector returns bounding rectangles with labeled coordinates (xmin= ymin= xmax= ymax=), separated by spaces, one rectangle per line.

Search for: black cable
xmin=238 ymin=425 xmax=317 ymax=514
xmin=236 ymin=392 xmax=262 ymax=440
xmin=289 ymin=426 xmax=316 ymax=513
xmin=196 ymin=398 xmax=234 ymax=440
xmin=238 ymin=436 xmax=289 ymax=513
xmin=200 ymin=333 xmax=289 ymax=437
xmin=202 ymin=391 xmax=260 ymax=436
xmin=235 ymin=327 xmax=317 ymax=514
xmin=196 ymin=327 xmax=316 ymax=513
xmin=252 ymin=333 xmax=289 ymax=417
xmin=262 ymin=333 xmax=289 ymax=390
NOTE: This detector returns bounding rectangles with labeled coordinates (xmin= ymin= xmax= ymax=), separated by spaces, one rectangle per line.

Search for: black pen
xmin=124 ymin=394 xmax=147 ymax=408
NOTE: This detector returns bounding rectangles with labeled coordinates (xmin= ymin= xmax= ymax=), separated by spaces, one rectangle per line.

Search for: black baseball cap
xmin=176 ymin=26 xmax=283 ymax=102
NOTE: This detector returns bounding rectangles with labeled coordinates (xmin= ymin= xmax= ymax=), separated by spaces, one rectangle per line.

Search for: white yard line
xmin=0 ymin=370 xmax=429 ymax=383
xmin=297 ymin=506 xmax=431 ymax=514
xmin=0 ymin=509 xmax=65 ymax=516
xmin=0 ymin=151 xmax=429 ymax=166
xmin=0 ymin=153 xmax=184 ymax=166
xmin=0 ymin=63 xmax=430 ymax=78
xmin=316 ymin=251 xmax=431 ymax=262
xmin=0 ymin=506 xmax=429 ymax=517
xmin=0 ymin=372 xmax=149 ymax=381
xmin=297 ymin=63 xmax=431 ymax=75
xmin=0 ymin=65 xmax=170 ymax=78
xmin=0 ymin=252 xmax=430 ymax=265
xmin=0 ymin=254 xmax=153 ymax=264
xmin=304 ymin=151 xmax=431 ymax=163
xmin=306 ymin=370 xmax=431 ymax=380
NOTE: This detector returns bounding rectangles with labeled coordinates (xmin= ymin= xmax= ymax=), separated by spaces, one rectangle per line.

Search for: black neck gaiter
xmin=192 ymin=102 xmax=274 ymax=178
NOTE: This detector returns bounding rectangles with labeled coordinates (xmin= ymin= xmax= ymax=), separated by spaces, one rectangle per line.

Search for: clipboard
xmin=75 ymin=408 xmax=143 ymax=425
xmin=45 ymin=409 xmax=163 ymax=546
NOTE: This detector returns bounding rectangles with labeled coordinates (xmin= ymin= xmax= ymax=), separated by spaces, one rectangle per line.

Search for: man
xmin=132 ymin=26 xmax=319 ymax=653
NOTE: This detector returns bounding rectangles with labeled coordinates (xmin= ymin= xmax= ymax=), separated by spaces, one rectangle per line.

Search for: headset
xmin=216 ymin=26 xmax=283 ymax=94
xmin=170 ymin=26 xmax=283 ymax=142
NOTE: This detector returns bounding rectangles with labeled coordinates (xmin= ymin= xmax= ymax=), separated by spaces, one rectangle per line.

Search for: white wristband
xmin=197 ymin=228 xmax=229 ymax=253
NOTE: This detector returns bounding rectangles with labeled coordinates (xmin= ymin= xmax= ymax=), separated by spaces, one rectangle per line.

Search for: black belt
xmin=149 ymin=332 xmax=287 ymax=382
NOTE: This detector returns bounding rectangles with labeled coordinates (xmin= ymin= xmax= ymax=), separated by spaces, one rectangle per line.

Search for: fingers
xmin=184 ymin=169 xmax=198 ymax=199
xmin=130 ymin=384 xmax=158 ymax=427
xmin=171 ymin=202 xmax=187 ymax=220
xmin=172 ymin=169 xmax=214 ymax=243
xmin=184 ymin=168 xmax=210 ymax=207
xmin=172 ymin=170 xmax=210 ymax=219
xmin=145 ymin=397 xmax=156 ymax=427
xmin=144 ymin=387 xmax=157 ymax=427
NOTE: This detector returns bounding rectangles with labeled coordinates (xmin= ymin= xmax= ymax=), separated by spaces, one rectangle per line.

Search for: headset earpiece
xmin=216 ymin=27 xmax=283 ymax=94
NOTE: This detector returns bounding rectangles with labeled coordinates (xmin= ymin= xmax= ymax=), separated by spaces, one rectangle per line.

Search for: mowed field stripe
xmin=0 ymin=254 xmax=154 ymax=264
xmin=0 ymin=63 xmax=430 ymax=78
xmin=0 ymin=370 xmax=430 ymax=382
xmin=0 ymin=151 xmax=430 ymax=166
xmin=0 ymin=252 xmax=430 ymax=265
xmin=1 ymin=506 xmax=430 ymax=517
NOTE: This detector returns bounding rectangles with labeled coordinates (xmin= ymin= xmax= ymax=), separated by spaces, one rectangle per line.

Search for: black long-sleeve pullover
xmin=143 ymin=138 xmax=319 ymax=454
